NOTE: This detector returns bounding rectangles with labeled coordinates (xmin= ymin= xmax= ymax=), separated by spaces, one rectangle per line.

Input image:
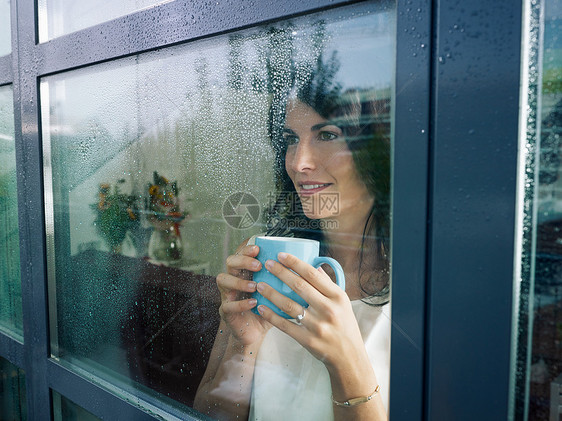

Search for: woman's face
xmin=283 ymin=100 xmax=373 ymax=221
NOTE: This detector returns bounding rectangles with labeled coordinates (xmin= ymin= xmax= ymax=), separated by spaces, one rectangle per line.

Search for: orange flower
xmin=148 ymin=185 xmax=159 ymax=196
xmin=127 ymin=208 xmax=137 ymax=220
xmin=98 ymin=193 xmax=108 ymax=210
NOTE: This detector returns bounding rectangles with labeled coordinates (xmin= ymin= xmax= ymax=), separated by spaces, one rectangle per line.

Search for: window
xmin=0 ymin=84 xmax=22 ymax=341
xmin=0 ymin=356 xmax=26 ymax=420
xmin=52 ymin=391 xmax=99 ymax=421
xmin=37 ymin=0 xmax=169 ymax=41
xmin=512 ymin=0 xmax=562 ymax=419
xmin=42 ymin=3 xmax=396 ymax=416
xmin=0 ymin=0 xmax=10 ymax=56
xmin=1 ymin=0 xmax=526 ymax=420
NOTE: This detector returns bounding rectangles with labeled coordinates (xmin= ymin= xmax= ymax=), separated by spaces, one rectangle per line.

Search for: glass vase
xmin=148 ymin=223 xmax=183 ymax=264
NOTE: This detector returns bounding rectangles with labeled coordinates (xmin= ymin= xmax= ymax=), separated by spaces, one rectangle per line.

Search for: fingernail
xmin=248 ymin=281 xmax=257 ymax=291
xmin=257 ymin=282 xmax=265 ymax=293
xmin=265 ymin=260 xmax=274 ymax=270
xmin=278 ymin=252 xmax=288 ymax=260
xmin=257 ymin=305 xmax=265 ymax=315
xmin=252 ymin=260 xmax=261 ymax=270
xmin=248 ymin=298 xmax=257 ymax=306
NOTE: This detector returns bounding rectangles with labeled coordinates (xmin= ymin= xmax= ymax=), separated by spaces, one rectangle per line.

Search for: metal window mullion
xmin=13 ymin=0 xmax=53 ymax=417
xmin=34 ymin=0 xmax=359 ymax=77
xmin=47 ymin=359 xmax=202 ymax=421
xmin=389 ymin=1 xmax=432 ymax=420
xmin=426 ymin=1 xmax=523 ymax=419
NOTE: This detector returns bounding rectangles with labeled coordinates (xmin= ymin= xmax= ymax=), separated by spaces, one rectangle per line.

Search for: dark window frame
xmin=0 ymin=0 xmax=522 ymax=420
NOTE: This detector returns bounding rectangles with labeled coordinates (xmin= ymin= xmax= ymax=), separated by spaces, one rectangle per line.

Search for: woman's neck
xmin=323 ymin=197 xmax=373 ymax=256
xmin=322 ymin=198 xmax=374 ymax=299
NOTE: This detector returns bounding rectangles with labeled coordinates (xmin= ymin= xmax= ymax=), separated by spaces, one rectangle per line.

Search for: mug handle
xmin=311 ymin=257 xmax=346 ymax=291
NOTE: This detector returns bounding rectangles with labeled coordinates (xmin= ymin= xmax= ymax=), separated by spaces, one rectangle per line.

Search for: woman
xmin=194 ymin=76 xmax=391 ymax=420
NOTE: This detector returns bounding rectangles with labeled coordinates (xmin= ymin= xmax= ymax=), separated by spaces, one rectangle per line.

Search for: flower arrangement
xmin=146 ymin=171 xmax=188 ymax=262
xmin=91 ymin=179 xmax=140 ymax=252
xmin=146 ymin=171 xmax=188 ymax=226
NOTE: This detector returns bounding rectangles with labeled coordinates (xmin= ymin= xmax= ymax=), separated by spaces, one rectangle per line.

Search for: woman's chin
xmin=303 ymin=212 xmax=336 ymax=221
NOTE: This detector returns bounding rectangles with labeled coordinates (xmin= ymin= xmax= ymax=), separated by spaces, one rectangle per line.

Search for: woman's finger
xmin=256 ymin=281 xmax=310 ymax=322
xmin=257 ymin=304 xmax=310 ymax=343
xmin=226 ymin=246 xmax=261 ymax=274
xmin=220 ymin=297 xmax=258 ymax=315
xmin=262 ymin=258 xmax=330 ymax=308
xmin=216 ymin=272 xmax=258 ymax=294
xmin=233 ymin=244 xmax=260 ymax=260
xmin=277 ymin=252 xmax=343 ymax=298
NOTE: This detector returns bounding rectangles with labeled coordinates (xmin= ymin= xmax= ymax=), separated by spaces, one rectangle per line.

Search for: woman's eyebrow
xmin=283 ymin=123 xmax=341 ymax=133
xmin=311 ymin=122 xmax=340 ymax=131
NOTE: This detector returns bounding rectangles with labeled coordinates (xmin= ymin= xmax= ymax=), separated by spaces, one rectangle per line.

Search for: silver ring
xmin=296 ymin=307 xmax=306 ymax=324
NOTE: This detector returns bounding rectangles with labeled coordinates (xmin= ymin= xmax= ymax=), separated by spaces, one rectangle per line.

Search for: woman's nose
xmin=289 ymin=141 xmax=317 ymax=172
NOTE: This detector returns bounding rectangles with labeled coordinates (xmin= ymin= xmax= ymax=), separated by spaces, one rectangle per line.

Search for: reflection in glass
xmin=0 ymin=0 xmax=10 ymax=56
xmin=37 ymin=0 xmax=168 ymax=42
xmin=42 ymin=2 xmax=394 ymax=416
xmin=52 ymin=391 xmax=100 ymax=421
xmin=0 ymin=84 xmax=22 ymax=340
xmin=513 ymin=0 xmax=562 ymax=420
xmin=0 ymin=357 xmax=26 ymax=420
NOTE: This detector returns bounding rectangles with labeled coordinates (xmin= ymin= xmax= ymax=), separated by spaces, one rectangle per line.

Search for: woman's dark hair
xmin=266 ymin=64 xmax=391 ymax=305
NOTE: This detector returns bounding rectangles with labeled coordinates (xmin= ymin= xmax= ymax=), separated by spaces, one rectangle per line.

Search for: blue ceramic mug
xmin=252 ymin=236 xmax=345 ymax=318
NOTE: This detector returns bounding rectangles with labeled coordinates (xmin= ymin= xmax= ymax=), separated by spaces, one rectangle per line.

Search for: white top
xmin=249 ymin=300 xmax=391 ymax=421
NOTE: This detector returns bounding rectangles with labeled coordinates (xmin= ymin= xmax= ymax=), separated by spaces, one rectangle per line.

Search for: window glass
xmin=42 ymin=2 xmax=395 ymax=417
xmin=0 ymin=357 xmax=26 ymax=420
xmin=0 ymin=84 xmax=22 ymax=340
xmin=37 ymin=0 xmax=169 ymax=42
xmin=52 ymin=391 xmax=100 ymax=421
xmin=513 ymin=0 xmax=562 ymax=419
xmin=0 ymin=0 xmax=10 ymax=56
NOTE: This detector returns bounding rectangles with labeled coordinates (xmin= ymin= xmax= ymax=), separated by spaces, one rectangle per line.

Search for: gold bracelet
xmin=332 ymin=385 xmax=380 ymax=407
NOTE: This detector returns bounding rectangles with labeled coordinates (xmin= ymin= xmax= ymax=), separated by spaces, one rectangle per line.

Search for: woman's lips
xmin=298 ymin=183 xmax=332 ymax=195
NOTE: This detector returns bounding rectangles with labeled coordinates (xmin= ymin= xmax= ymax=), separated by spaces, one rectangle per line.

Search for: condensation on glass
xmin=0 ymin=84 xmax=22 ymax=341
xmin=37 ymin=0 xmax=169 ymax=42
xmin=0 ymin=357 xmax=27 ymax=420
xmin=0 ymin=0 xmax=10 ymax=56
xmin=512 ymin=0 xmax=562 ymax=420
xmin=42 ymin=2 xmax=395 ymax=417
xmin=52 ymin=391 xmax=100 ymax=421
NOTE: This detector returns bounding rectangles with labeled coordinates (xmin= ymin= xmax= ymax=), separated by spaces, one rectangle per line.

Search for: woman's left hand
xmin=255 ymin=251 xmax=366 ymax=371
xmin=256 ymin=251 xmax=387 ymax=420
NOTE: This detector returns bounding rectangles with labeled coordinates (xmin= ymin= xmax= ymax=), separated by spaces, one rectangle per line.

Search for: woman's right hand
xmin=217 ymin=244 xmax=271 ymax=346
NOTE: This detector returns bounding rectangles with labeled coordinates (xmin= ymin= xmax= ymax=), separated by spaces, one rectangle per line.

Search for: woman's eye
xmin=318 ymin=131 xmax=339 ymax=141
